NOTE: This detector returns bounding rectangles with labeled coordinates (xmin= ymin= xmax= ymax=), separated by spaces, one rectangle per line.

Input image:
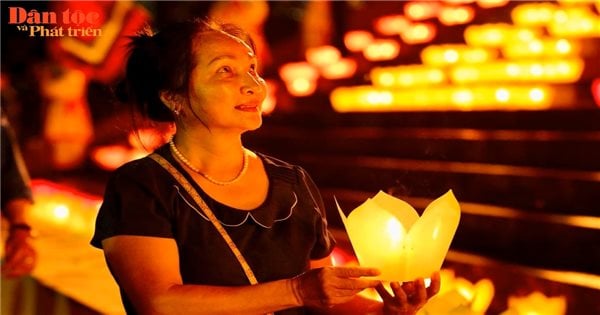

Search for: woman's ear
xmin=159 ymin=91 xmax=183 ymax=114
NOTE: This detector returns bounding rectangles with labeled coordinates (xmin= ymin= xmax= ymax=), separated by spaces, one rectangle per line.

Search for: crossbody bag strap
xmin=148 ymin=153 xmax=258 ymax=285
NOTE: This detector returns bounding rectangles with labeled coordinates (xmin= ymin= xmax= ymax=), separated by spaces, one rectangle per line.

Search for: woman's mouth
xmin=235 ymin=103 xmax=260 ymax=112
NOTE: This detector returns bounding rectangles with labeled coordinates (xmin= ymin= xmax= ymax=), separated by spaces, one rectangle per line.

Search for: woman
xmin=91 ymin=19 xmax=439 ymax=315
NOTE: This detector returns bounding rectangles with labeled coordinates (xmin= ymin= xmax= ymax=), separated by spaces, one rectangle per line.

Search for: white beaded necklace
xmin=168 ymin=137 xmax=249 ymax=186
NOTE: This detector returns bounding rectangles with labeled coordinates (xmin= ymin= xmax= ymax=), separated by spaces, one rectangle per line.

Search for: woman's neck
xmin=170 ymin=130 xmax=246 ymax=176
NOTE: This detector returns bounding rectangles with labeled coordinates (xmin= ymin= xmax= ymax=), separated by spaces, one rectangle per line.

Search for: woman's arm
xmin=103 ymin=236 xmax=380 ymax=315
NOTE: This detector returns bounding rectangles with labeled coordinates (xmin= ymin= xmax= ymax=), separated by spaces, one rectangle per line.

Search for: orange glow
xmin=464 ymin=23 xmax=541 ymax=47
xmin=128 ymin=127 xmax=170 ymax=150
xmin=505 ymin=292 xmax=567 ymax=315
xmin=439 ymin=6 xmax=475 ymax=26
xmin=337 ymin=191 xmax=460 ymax=281
xmin=400 ymin=22 xmax=437 ymax=44
xmin=29 ymin=179 xmax=102 ymax=236
xmin=344 ymin=30 xmax=374 ymax=52
xmin=548 ymin=7 xmax=600 ymax=38
xmin=305 ymin=45 xmax=341 ymax=68
xmin=405 ymin=2 xmax=441 ymax=21
xmin=371 ymin=65 xmax=446 ymax=88
xmin=374 ymin=15 xmax=410 ymax=35
xmin=261 ymin=79 xmax=277 ymax=115
xmin=502 ymin=38 xmax=581 ymax=59
xmin=91 ymin=145 xmax=148 ymax=171
xmin=320 ymin=58 xmax=357 ymax=80
xmin=330 ymin=85 xmax=555 ymax=112
xmin=476 ymin=0 xmax=509 ymax=8
xmin=511 ymin=3 xmax=558 ymax=27
xmin=592 ymin=78 xmax=600 ymax=107
xmin=421 ymin=45 xmax=497 ymax=66
xmin=278 ymin=62 xmax=319 ymax=97
xmin=52 ymin=204 xmax=70 ymax=222
xmin=363 ymin=39 xmax=401 ymax=61
xmin=449 ymin=59 xmax=584 ymax=84
xmin=442 ymin=0 xmax=475 ymax=4
xmin=423 ymin=269 xmax=494 ymax=313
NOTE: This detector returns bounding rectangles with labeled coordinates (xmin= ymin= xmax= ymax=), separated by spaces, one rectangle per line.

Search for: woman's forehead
xmin=193 ymin=31 xmax=255 ymax=63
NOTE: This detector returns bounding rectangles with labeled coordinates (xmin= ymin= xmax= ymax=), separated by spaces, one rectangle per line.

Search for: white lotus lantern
xmin=336 ymin=190 xmax=461 ymax=281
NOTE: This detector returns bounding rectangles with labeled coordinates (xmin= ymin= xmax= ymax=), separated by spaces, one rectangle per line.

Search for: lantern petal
xmin=371 ymin=190 xmax=420 ymax=230
xmin=407 ymin=190 xmax=461 ymax=280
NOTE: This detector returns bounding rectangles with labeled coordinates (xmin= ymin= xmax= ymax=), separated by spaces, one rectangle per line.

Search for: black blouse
xmin=91 ymin=145 xmax=336 ymax=314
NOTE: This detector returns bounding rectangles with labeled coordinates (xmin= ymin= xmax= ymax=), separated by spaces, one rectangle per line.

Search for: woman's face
xmin=185 ymin=31 xmax=266 ymax=133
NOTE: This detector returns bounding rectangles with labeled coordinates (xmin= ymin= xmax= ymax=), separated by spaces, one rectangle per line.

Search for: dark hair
xmin=115 ymin=18 xmax=256 ymax=122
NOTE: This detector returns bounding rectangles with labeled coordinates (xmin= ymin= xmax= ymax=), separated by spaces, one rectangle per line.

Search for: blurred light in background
xmin=363 ymin=39 xmax=401 ymax=61
xmin=511 ymin=3 xmax=558 ymax=27
xmin=592 ymin=78 xmax=600 ymax=107
xmin=400 ymin=22 xmax=437 ymax=44
xmin=464 ymin=23 xmax=541 ymax=48
xmin=305 ymin=45 xmax=341 ymax=68
xmin=405 ymin=1 xmax=441 ymax=21
xmin=502 ymin=38 xmax=581 ymax=59
xmin=449 ymin=59 xmax=584 ymax=84
xmin=502 ymin=292 xmax=567 ymax=315
xmin=261 ymin=79 xmax=277 ymax=115
xmin=344 ymin=30 xmax=374 ymax=52
xmin=374 ymin=15 xmax=410 ymax=35
xmin=421 ymin=45 xmax=497 ymax=66
xmin=30 ymin=180 xmax=102 ymax=236
xmin=279 ymin=62 xmax=319 ymax=97
xmin=476 ymin=0 xmax=510 ymax=9
xmin=371 ymin=65 xmax=446 ymax=88
xmin=321 ymin=58 xmax=357 ymax=80
xmin=439 ymin=5 xmax=475 ymax=26
xmin=330 ymin=85 xmax=555 ymax=112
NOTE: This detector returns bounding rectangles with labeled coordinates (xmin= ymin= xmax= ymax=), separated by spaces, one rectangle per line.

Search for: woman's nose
xmin=241 ymin=72 xmax=265 ymax=95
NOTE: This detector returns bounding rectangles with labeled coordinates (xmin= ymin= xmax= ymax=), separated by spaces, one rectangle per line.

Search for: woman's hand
xmin=376 ymin=272 xmax=441 ymax=315
xmin=292 ymin=266 xmax=381 ymax=308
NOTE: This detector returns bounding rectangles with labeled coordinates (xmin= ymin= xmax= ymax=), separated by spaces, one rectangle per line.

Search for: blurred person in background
xmin=1 ymin=110 xmax=36 ymax=278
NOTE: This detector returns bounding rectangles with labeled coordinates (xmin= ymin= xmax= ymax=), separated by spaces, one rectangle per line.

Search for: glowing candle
xmin=505 ymin=292 xmax=567 ymax=315
xmin=305 ymin=45 xmax=341 ymax=68
xmin=405 ymin=2 xmax=441 ymax=21
xmin=363 ymin=39 xmax=401 ymax=61
xmin=374 ymin=15 xmax=410 ymax=35
xmin=337 ymin=190 xmax=461 ymax=281
xmin=476 ymin=0 xmax=509 ymax=8
xmin=320 ymin=58 xmax=357 ymax=80
xmin=344 ymin=30 xmax=374 ymax=52
xmin=278 ymin=62 xmax=319 ymax=97
xmin=439 ymin=6 xmax=474 ymax=26
xmin=401 ymin=22 xmax=437 ymax=44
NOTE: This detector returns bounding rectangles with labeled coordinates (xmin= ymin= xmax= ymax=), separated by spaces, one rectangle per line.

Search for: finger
xmin=427 ymin=272 xmax=441 ymax=298
xmin=414 ymin=278 xmax=428 ymax=307
xmin=401 ymin=281 xmax=416 ymax=296
xmin=390 ymin=281 xmax=409 ymax=305
xmin=375 ymin=283 xmax=394 ymax=304
xmin=333 ymin=266 xmax=380 ymax=278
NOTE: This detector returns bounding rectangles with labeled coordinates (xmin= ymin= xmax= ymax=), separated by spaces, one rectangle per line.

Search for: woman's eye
xmin=217 ymin=66 xmax=232 ymax=73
